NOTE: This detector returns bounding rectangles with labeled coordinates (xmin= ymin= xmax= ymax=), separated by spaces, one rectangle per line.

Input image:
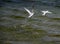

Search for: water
xmin=0 ymin=2 xmax=60 ymax=44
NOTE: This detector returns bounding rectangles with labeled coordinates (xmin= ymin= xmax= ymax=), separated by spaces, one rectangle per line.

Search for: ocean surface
xmin=0 ymin=2 xmax=60 ymax=44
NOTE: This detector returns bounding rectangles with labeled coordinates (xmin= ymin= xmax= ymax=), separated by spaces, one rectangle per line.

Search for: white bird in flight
xmin=24 ymin=7 xmax=34 ymax=18
xmin=41 ymin=10 xmax=52 ymax=16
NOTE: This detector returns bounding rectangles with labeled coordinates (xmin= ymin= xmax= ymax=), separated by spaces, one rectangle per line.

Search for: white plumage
xmin=24 ymin=7 xmax=34 ymax=18
xmin=41 ymin=10 xmax=52 ymax=16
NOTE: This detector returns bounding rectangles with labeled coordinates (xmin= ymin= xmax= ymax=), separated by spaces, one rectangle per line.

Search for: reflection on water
xmin=0 ymin=2 xmax=60 ymax=44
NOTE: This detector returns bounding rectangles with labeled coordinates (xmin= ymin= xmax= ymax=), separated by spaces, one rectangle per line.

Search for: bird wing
xmin=41 ymin=11 xmax=46 ymax=13
xmin=46 ymin=11 xmax=52 ymax=13
xmin=48 ymin=12 xmax=52 ymax=13
xmin=24 ymin=7 xmax=32 ymax=14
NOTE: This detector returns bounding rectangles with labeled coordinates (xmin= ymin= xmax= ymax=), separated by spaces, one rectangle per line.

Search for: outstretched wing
xmin=48 ymin=12 xmax=52 ymax=13
xmin=24 ymin=7 xmax=31 ymax=14
xmin=24 ymin=7 xmax=34 ymax=18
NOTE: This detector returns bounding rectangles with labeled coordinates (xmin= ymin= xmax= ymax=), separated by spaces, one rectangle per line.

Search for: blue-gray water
xmin=0 ymin=2 xmax=60 ymax=44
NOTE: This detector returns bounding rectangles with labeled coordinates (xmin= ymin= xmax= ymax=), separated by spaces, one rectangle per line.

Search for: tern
xmin=41 ymin=10 xmax=52 ymax=16
xmin=24 ymin=7 xmax=34 ymax=18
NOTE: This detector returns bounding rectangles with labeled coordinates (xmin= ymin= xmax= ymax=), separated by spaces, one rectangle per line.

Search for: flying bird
xmin=24 ymin=7 xmax=34 ymax=18
xmin=41 ymin=10 xmax=52 ymax=16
